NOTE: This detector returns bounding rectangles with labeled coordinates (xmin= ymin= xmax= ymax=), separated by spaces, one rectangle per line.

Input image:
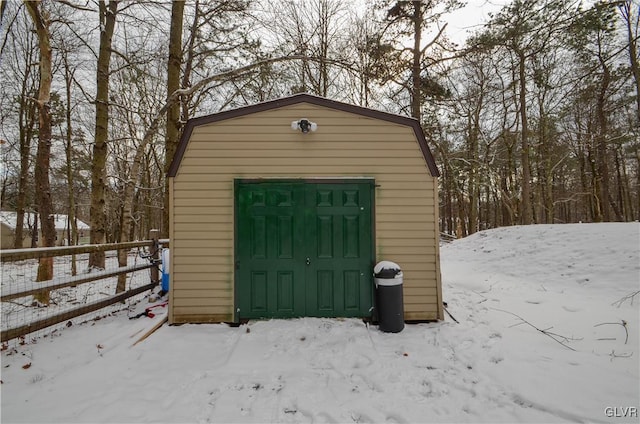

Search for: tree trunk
xmin=620 ymin=1 xmax=640 ymax=125
xmin=576 ymin=131 xmax=592 ymax=221
xmin=25 ymin=0 xmax=56 ymax=305
xmin=517 ymin=51 xmax=533 ymax=225
xmin=537 ymin=99 xmax=554 ymax=224
xmin=162 ymin=0 xmax=185 ymax=239
xmin=89 ymin=0 xmax=118 ymax=269
xmin=613 ymin=147 xmax=626 ymax=221
xmin=636 ymin=149 xmax=640 ymax=221
xmin=180 ymin=0 xmax=199 ymax=127
xmin=31 ymin=212 xmax=38 ymax=249
xmin=119 ymin=105 xmax=171 ymax=291
xmin=596 ymin=51 xmax=611 ymax=222
xmin=620 ymin=1 xmax=640 ymax=220
xmin=501 ymin=139 xmax=517 ymax=226
xmin=0 ymin=0 xmax=7 ymax=23
xmin=617 ymin=143 xmax=634 ymax=220
xmin=318 ymin=0 xmax=330 ymax=97
xmin=63 ymin=50 xmax=78 ymax=274
xmin=14 ymin=40 xmax=38 ymax=249
xmin=444 ymin=160 xmax=453 ymax=235
xmin=586 ymin=143 xmax=603 ymax=222
xmin=467 ymin=97 xmax=482 ymax=235
xmin=410 ymin=0 xmax=422 ymax=120
xmin=15 ymin=95 xmax=36 ymax=249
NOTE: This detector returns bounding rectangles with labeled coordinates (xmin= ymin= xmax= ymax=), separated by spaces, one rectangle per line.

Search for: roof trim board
xmin=168 ymin=93 xmax=440 ymax=177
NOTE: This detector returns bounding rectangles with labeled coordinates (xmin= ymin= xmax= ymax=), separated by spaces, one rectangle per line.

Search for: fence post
xmin=150 ymin=229 xmax=160 ymax=286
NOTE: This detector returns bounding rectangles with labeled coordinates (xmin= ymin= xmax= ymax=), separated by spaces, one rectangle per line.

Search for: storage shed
xmin=167 ymin=93 xmax=443 ymax=324
xmin=0 ymin=211 xmax=90 ymax=248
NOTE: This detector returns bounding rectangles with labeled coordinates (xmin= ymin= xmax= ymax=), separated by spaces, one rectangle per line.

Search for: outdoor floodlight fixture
xmin=291 ymin=119 xmax=317 ymax=133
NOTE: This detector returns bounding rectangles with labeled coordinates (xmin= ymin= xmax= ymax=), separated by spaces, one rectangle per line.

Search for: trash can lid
xmin=374 ymin=261 xmax=402 ymax=278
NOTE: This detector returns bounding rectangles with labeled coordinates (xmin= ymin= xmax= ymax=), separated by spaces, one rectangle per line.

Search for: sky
xmin=2 ymin=222 xmax=638 ymax=423
xmin=445 ymin=0 xmax=508 ymax=44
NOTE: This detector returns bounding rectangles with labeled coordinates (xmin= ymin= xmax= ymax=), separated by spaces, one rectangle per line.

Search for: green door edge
xmin=233 ymin=178 xmax=376 ymax=323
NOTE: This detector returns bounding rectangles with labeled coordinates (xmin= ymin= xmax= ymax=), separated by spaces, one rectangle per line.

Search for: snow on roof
xmin=0 ymin=211 xmax=90 ymax=231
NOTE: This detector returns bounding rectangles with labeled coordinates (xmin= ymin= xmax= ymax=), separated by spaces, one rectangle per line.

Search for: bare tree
xmin=471 ymin=0 xmax=576 ymax=225
xmin=0 ymin=4 xmax=39 ymax=248
xmin=59 ymin=40 xmax=79 ymax=272
xmin=618 ymin=0 xmax=640 ymax=218
xmin=24 ymin=0 xmax=56 ymax=304
xmin=259 ymin=0 xmax=352 ymax=97
xmin=89 ymin=0 xmax=118 ymax=269
xmin=162 ymin=0 xmax=185 ymax=239
xmin=14 ymin=14 xmax=38 ymax=248
xmin=566 ymin=1 xmax=629 ymax=222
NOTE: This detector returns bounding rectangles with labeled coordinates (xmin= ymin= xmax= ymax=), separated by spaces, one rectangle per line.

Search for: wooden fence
xmin=1 ymin=230 xmax=168 ymax=342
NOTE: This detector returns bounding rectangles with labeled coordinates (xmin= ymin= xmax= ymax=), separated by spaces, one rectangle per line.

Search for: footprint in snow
xmin=316 ymin=411 xmax=338 ymax=423
xmin=489 ymin=355 xmax=504 ymax=364
xmin=482 ymin=332 xmax=502 ymax=348
xmin=207 ymin=388 xmax=220 ymax=407
xmin=385 ymin=413 xmax=408 ymax=424
xmin=282 ymin=405 xmax=313 ymax=423
xmin=562 ymin=305 xmax=580 ymax=312
xmin=349 ymin=410 xmax=374 ymax=423
xmin=458 ymin=339 xmax=474 ymax=349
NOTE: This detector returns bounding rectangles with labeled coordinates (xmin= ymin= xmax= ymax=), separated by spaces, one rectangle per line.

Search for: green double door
xmin=235 ymin=180 xmax=374 ymax=320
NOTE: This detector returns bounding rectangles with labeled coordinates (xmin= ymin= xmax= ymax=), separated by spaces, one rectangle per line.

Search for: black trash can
xmin=374 ymin=261 xmax=404 ymax=333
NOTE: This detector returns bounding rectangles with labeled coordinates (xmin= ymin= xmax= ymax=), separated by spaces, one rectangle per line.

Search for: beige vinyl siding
xmin=168 ymin=178 xmax=175 ymax=324
xmin=170 ymin=103 xmax=442 ymax=323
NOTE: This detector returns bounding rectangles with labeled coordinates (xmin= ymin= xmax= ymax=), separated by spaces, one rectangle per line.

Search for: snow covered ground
xmin=1 ymin=223 xmax=639 ymax=423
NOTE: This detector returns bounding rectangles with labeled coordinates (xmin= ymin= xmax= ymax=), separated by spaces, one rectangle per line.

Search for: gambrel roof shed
xmin=168 ymin=93 xmax=443 ymax=325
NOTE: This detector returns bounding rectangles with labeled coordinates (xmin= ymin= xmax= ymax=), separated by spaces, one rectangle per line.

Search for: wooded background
xmin=1 ymin=0 xmax=638 ymax=271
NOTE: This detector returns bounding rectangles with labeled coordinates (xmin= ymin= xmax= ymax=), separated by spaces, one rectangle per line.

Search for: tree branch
xmin=612 ymin=290 xmax=640 ymax=308
xmin=493 ymin=308 xmax=581 ymax=351
xmin=594 ymin=321 xmax=629 ymax=344
xmin=166 ymin=54 xmax=357 ymax=111
xmin=419 ymin=22 xmax=448 ymax=57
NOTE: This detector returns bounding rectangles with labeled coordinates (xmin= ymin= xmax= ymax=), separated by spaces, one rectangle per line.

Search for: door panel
xmin=250 ymin=216 xmax=266 ymax=258
xmin=276 ymin=271 xmax=294 ymax=312
xmin=316 ymin=270 xmax=334 ymax=311
xmin=305 ymin=183 xmax=373 ymax=318
xmin=343 ymin=215 xmax=360 ymax=258
xmin=237 ymin=184 xmax=305 ymax=319
xmin=277 ymin=216 xmax=293 ymax=258
xmin=250 ymin=271 xmax=267 ymax=312
xmin=343 ymin=270 xmax=360 ymax=310
xmin=236 ymin=180 xmax=373 ymax=320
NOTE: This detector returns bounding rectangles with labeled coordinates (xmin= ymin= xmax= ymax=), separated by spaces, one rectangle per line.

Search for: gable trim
xmin=168 ymin=93 xmax=440 ymax=177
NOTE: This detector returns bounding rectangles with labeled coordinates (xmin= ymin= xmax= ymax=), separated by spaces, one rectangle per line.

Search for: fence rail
xmin=1 ymin=282 xmax=157 ymax=342
xmin=1 ymin=230 xmax=168 ymax=343
xmin=1 ymin=263 xmax=154 ymax=302
xmin=0 ymin=240 xmax=153 ymax=262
